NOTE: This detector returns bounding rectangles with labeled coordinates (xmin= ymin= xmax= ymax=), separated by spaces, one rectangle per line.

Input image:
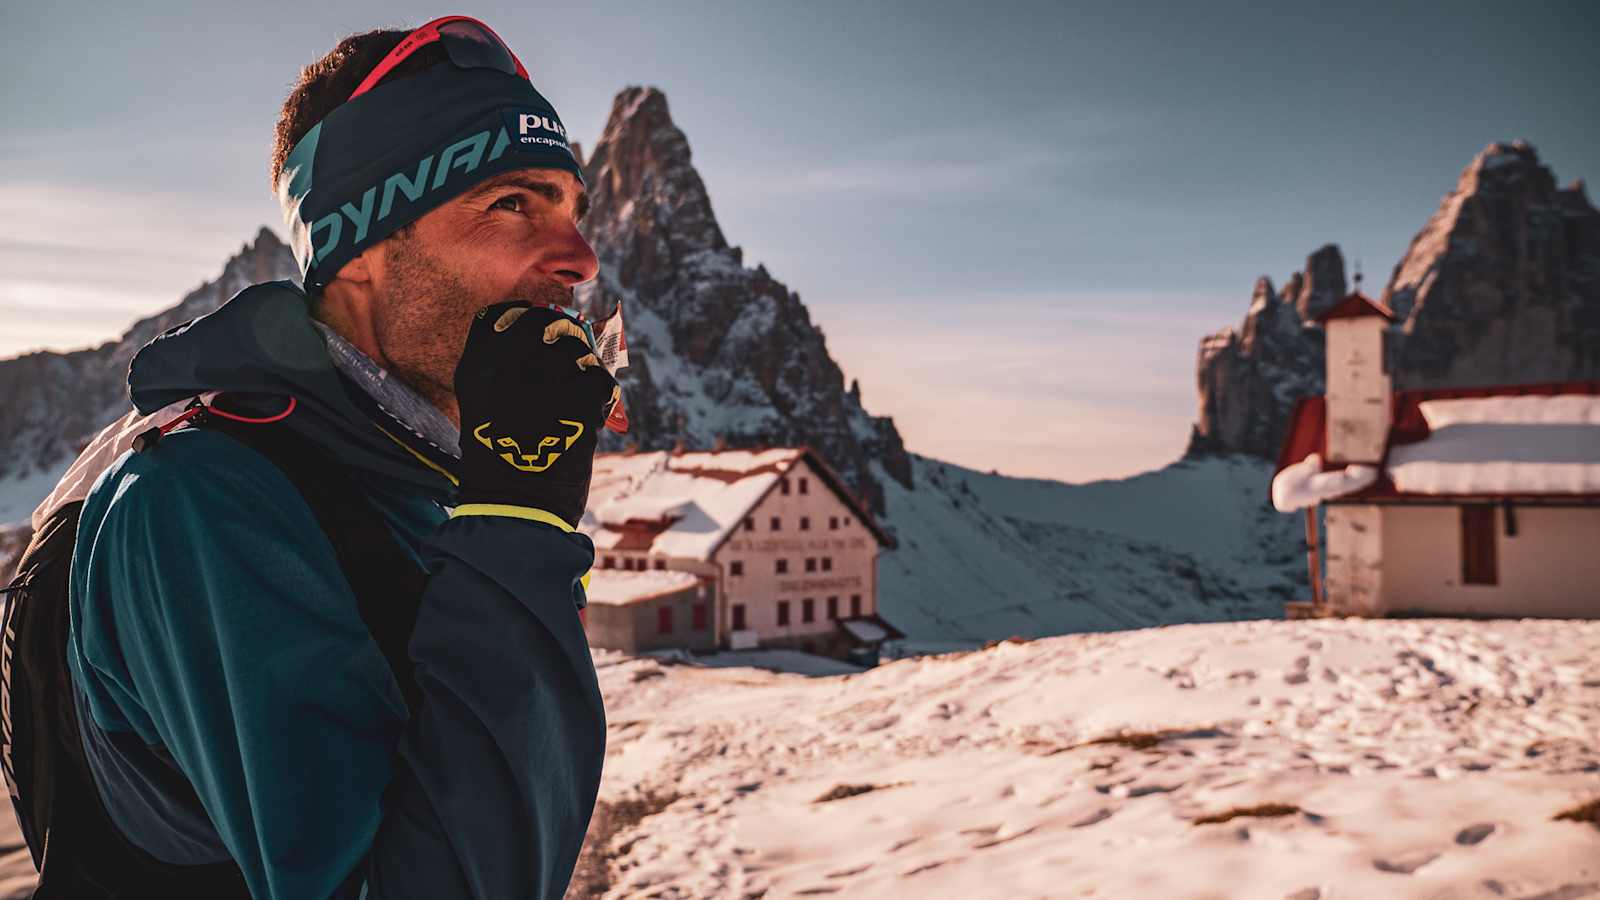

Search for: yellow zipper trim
xmin=374 ymin=423 xmax=460 ymax=487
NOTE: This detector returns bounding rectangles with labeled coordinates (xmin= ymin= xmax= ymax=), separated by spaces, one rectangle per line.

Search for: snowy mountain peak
xmin=0 ymin=229 xmax=298 ymax=497
xmin=580 ymin=84 xmax=729 ymax=271
xmin=1190 ymin=141 xmax=1598 ymax=460
xmin=1381 ymin=141 xmax=1600 ymax=388
xmin=574 ymin=86 xmax=912 ymax=512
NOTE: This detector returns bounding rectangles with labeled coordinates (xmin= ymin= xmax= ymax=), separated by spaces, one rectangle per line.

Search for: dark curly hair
xmin=270 ymin=27 xmax=451 ymax=188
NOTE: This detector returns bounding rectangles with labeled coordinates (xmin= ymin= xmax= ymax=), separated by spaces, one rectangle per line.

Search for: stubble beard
xmin=376 ymin=231 xmax=576 ymax=424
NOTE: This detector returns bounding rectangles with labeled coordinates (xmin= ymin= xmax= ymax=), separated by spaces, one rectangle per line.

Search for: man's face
xmin=365 ymin=167 xmax=596 ymax=420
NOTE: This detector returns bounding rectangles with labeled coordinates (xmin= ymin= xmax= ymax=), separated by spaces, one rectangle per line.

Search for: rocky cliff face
xmin=1190 ymin=141 xmax=1599 ymax=459
xmin=573 ymin=86 xmax=912 ymax=512
xmin=1383 ymin=140 xmax=1600 ymax=389
xmin=1186 ymin=246 xmax=1338 ymax=459
xmin=0 ymin=228 xmax=299 ymax=489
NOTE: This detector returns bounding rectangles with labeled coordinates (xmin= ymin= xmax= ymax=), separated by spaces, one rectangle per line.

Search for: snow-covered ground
xmin=576 ymin=618 xmax=1600 ymax=899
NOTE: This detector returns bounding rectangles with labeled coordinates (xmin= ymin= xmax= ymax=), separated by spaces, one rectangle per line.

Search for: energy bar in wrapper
xmin=532 ymin=300 xmax=631 ymax=434
xmin=593 ymin=303 xmax=630 ymax=433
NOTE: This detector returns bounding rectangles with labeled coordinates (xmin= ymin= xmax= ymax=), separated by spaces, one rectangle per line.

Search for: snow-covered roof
xmin=1270 ymin=453 xmax=1378 ymax=512
xmin=1272 ymin=383 xmax=1600 ymax=509
xmin=1387 ymin=396 xmax=1600 ymax=495
xmin=578 ymin=447 xmax=892 ymax=560
xmin=583 ymin=569 xmax=700 ymax=606
xmin=841 ymin=619 xmax=888 ymax=642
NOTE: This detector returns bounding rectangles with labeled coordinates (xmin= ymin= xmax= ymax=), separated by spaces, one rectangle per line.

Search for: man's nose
xmin=539 ymin=220 xmax=600 ymax=287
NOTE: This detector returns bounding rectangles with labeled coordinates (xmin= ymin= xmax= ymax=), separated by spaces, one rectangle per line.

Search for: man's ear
xmin=339 ymin=247 xmax=377 ymax=284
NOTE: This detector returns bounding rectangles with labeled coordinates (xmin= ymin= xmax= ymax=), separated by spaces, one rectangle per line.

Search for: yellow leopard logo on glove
xmin=472 ymin=420 xmax=585 ymax=473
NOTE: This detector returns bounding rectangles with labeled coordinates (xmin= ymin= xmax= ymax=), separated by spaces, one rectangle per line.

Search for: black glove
xmin=453 ymin=301 xmax=621 ymax=528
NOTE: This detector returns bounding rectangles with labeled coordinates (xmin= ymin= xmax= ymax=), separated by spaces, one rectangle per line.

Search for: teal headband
xmin=276 ymin=65 xmax=585 ymax=292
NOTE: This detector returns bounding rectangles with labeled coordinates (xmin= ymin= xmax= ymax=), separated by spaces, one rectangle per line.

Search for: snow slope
xmin=576 ymin=618 xmax=1600 ymax=899
xmin=874 ymin=453 xmax=1305 ymax=642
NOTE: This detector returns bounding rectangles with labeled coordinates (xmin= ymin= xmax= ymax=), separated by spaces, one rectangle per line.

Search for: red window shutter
xmin=1461 ymin=505 xmax=1498 ymax=585
xmin=657 ymin=606 xmax=673 ymax=634
xmin=777 ymin=601 xmax=790 ymax=626
xmin=692 ymin=603 xmax=707 ymax=630
xmin=802 ymin=598 xmax=814 ymax=623
xmin=827 ymin=596 xmax=838 ymax=619
xmin=850 ymin=594 xmax=861 ymax=616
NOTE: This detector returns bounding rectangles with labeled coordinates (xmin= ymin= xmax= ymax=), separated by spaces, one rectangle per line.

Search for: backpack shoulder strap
xmin=194 ymin=406 xmax=427 ymax=712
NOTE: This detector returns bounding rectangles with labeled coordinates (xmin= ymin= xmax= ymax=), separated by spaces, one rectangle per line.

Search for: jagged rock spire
xmin=1381 ymin=141 xmax=1600 ymax=388
xmin=573 ymin=85 xmax=912 ymax=510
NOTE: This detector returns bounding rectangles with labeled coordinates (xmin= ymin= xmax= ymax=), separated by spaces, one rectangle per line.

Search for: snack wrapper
xmin=533 ymin=300 xmax=631 ymax=433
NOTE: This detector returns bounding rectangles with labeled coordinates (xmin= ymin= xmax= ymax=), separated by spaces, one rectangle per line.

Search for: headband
xmin=276 ymin=65 xmax=585 ymax=292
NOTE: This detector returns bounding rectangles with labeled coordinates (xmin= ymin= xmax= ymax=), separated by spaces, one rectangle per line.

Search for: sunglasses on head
xmin=349 ymin=15 xmax=529 ymax=101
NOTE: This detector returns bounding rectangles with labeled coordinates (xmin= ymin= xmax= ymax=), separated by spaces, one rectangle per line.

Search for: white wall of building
xmin=1324 ymin=504 xmax=1384 ymax=615
xmin=1379 ymin=505 xmax=1600 ymax=617
xmin=713 ymin=459 xmax=880 ymax=647
xmin=1324 ymin=317 xmax=1391 ymax=464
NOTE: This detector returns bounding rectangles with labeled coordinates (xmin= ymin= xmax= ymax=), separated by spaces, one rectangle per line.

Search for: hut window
xmin=692 ymin=603 xmax=708 ymax=630
xmin=827 ymin=596 xmax=839 ymax=619
xmin=654 ymin=558 xmax=667 ymax=570
xmin=602 ymin=556 xmax=616 ymax=569
xmin=800 ymin=516 xmax=811 ymax=531
xmin=657 ymin=606 xmax=673 ymax=634
xmin=829 ymin=516 xmax=839 ymax=530
xmin=822 ymin=557 xmax=832 ymax=572
xmin=732 ymin=604 xmax=747 ymax=630
xmin=770 ymin=516 xmax=781 ymax=531
xmin=799 ymin=477 xmax=809 ymax=495
xmin=776 ymin=559 xmax=788 ymax=574
xmin=730 ymin=560 xmax=744 ymax=576
xmin=781 ymin=478 xmax=791 ymax=495
xmin=744 ymin=517 xmax=755 ymax=532
xmin=802 ymin=598 xmax=815 ymax=623
xmin=1461 ymin=505 xmax=1498 ymax=586
xmin=777 ymin=600 xmax=790 ymax=626
xmin=850 ymin=594 xmax=862 ymax=616
xmin=805 ymin=557 xmax=817 ymax=573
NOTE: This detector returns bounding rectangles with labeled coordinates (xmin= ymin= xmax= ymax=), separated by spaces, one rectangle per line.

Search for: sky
xmin=3 ymin=1 xmax=1596 ymax=483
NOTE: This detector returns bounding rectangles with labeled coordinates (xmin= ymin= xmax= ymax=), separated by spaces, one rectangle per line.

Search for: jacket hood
xmin=128 ymin=280 xmax=456 ymax=502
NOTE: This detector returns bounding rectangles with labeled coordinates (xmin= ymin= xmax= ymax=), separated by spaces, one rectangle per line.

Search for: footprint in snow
xmin=973 ymin=824 xmax=1039 ymax=849
xmin=1373 ymin=849 xmax=1441 ymax=874
xmin=794 ymin=886 xmax=842 ymax=895
xmin=1456 ymin=822 xmax=1496 ymax=845
xmin=824 ymin=863 xmax=872 ymax=879
xmin=1071 ymin=808 xmax=1113 ymax=828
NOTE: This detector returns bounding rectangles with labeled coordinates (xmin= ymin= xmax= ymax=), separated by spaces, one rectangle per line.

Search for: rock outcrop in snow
xmin=573 ymin=86 xmax=913 ymax=513
xmin=1189 ymin=141 xmax=1599 ymax=460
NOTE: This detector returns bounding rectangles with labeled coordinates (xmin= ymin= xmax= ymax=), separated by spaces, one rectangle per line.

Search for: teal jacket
xmin=65 ymin=282 xmax=605 ymax=899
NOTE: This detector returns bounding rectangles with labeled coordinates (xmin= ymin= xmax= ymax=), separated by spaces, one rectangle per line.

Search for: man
xmin=40 ymin=18 xmax=616 ymax=899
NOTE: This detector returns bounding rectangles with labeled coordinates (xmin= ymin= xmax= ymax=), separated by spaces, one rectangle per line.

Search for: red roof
xmin=1274 ymin=380 xmax=1600 ymax=502
xmin=1314 ymin=291 xmax=1396 ymax=324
